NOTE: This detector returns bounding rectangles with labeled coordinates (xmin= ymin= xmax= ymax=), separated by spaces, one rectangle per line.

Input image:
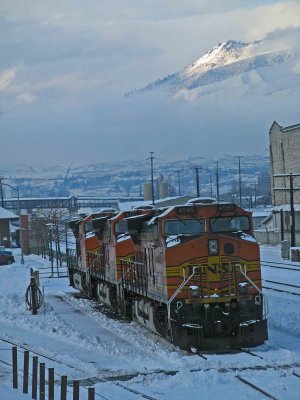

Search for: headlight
xmin=190 ymin=285 xmax=199 ymax=298
xmin=239 ymin=282 xmax=248 ymax=294
xmin=209 ymin=239 xmax=219 ymax=255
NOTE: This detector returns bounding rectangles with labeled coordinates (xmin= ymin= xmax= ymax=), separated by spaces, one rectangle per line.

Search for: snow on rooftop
xmin=272 ymin=204 xmax=300 ymax=212
xmin=252 ymin=210 xmax=272 ymax=217
xmin=0 ymin=207 xmax=19 ymax=220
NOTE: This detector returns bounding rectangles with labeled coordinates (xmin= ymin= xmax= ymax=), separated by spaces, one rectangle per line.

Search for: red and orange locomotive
xmin=67 ymin=200 xmax=268 ymax=351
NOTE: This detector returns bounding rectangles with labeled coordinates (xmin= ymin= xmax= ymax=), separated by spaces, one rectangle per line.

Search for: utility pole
xmin=290 ymin=172 xmax=295 ymax=248
xmin=193 ymin=166 xmax=200 ymax=197
xmin=238 ymin=156 xmax=242 ymax=207
xmin=0 ymin=177 xmax=4 ymax=208
xmin=149 ymin=152 xmax=155 ymax=205
xmin=168 ymin=174 xmax=173 ymax=196
xmin=176 ymin=170 xmax=181 ymax=196
xmin=210 ymin=173 xmax=213 ymax=197
xmin=280 ymin=208 xmax=284 ymax=242
xmin=216 ymin=162 xmax=219 ymax=202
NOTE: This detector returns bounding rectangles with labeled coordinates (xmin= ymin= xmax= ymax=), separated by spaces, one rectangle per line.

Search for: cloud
xmin=263 ymin=26 xmax=300 ymax=53
xmin=0 ymin=68 xmax=17 ymax=91
xmin=0 ymin=0 xmax=299 ymax=165
xmin=16 ymin=92 xmax=36 ymax=104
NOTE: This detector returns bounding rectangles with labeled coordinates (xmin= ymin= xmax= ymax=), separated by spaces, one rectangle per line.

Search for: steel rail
xmin=239 ymin=348 xmax=264 ymax=360
xmin=262 ymin=286 xmax=300 ymax=296
xmin=0 ymin=357 xmax=11 ymax=367
xmin=293 ymin=371 xmax=300 ymax=379
xmin=263 ymin=279 xmax=300 ymax=290
xmin=261 ymin=263 xmax=300 ymax=272
xmin=261 ymin=260 xmax=300 ymax=268
xmin=0 ymin=336 xmax=87 ymax=374
xmin=3 ymin=336 xmax=298 ymax=379
xmin=236 ymin=375 xmax=279 ymax=400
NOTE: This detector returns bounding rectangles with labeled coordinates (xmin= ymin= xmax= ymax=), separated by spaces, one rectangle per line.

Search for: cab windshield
xmin=164 ymin=218 xmax=205 ymax=236
xmin=210 ymin=216 xmax=250 ymax=233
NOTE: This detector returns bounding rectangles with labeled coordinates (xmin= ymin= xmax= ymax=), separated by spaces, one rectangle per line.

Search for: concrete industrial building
xmin=269 ymin=121 xmax=300 ymax=247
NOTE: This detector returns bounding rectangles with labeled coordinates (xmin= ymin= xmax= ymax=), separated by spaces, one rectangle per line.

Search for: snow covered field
xmin=1 ymin=246 xmax=300 ymax=399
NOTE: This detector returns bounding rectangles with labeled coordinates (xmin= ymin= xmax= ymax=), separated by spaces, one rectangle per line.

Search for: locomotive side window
xmin=210 ymin=216 xmax=250 ymax=232
xmin=141 ymin=223 xmax=159 ymax=241
xmin=164 ymin=218 xmax=205 ymax=235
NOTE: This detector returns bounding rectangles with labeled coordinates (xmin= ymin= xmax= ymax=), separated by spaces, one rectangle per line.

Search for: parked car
xmin=0 ymin=251 xmax=15 ymax=265
xmin=0 ymin=246 xmax=13 ymax=256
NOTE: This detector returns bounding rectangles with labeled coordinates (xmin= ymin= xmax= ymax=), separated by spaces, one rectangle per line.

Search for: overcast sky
xmin=0 ymin=0 xmax=300 ymax=166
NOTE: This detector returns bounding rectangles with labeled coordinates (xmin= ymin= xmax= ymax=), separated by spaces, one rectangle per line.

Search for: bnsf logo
xmin=188 ymin=264 xmax=235 ymax=275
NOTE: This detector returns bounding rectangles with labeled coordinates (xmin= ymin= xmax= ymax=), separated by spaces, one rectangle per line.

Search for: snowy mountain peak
xmin=203 ymin=39 xmax=249 ymax=60
xmin=132 ymin=37 xmax=298 ymax=100
xmin=185 ymin=40 xmax=251 ymax=75
xmin=217 ymin=39 xmax=248 ymax=50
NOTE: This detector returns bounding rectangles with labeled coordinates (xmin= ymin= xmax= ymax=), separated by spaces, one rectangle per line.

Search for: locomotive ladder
xmin=218 ymin=261 xmax=239 ymax=297
xmin=238 ymin=263 xmax=269 ymax=318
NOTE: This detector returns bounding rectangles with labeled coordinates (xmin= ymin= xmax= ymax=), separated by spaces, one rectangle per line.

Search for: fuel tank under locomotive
xmin=133 ymin=299 xmax=169 ymax=338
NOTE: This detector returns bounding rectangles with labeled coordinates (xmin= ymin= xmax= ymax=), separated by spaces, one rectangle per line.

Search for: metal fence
xmin=11 ymin=346 xmax=95 ymax=400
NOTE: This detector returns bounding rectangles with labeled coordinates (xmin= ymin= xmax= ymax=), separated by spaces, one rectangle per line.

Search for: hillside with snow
xmin=132 ymin=39 xmax=300 ymax=101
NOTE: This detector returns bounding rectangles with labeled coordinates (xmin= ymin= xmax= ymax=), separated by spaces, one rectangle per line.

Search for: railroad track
xmin=261 ymin=260 xmax=300 ymax=272
xmin=233 ymin=348 xmax=300 ymax=399
xmin=3 ymin=334 xmax=298 ymax=379
xmin=0 ymin=337 xmax=160 ymax=400
xmin=2 ymin=335 xmax=300 ymax=400
xmin=0 ymin=356 xmax=11 ymax=367
xmin=262 ymin=278 xmax=300 ymax=296
xmin=236 ymin=375 xmax=279 ymax=400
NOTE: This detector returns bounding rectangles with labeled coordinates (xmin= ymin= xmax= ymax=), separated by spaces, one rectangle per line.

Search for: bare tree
xmin=28 ymin=208 xmax=68 ymax=265
xmin=28 ymin=215 xmax=48 ymax=258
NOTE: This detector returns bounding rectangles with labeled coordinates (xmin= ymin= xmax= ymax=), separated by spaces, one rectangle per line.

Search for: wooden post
xmin=39 ymin=363 xmax=45 ymax=400
xmin=23 ymin=350 xmax=29 ymax=393
xmin=72 ymin=380 xmax=79 ymax=400
xmin=12 ymin=346 xmax=18 ymax=389
xmin=32 ymin=356 xmax=38 ymax=400
xmin=33 ymin=270 xmax=40 ymax=286
xmin=30 ymin=277 xmax=38 ymax=315
xmin=48 ymin=368 xmax=55 ymax=400
xmin=88 ymin=387 xmax=95 ymax=400
xmin=61 ymin=375 xmax=67 ymax=400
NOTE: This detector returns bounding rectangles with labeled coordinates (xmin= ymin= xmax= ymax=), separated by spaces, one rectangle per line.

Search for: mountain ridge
xmin=128 ymin=39 xmax=298 ymax=99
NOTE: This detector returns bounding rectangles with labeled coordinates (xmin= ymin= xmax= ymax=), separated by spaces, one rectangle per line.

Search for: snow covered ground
xmin=1 ymin=246 xmax=300 ymax=399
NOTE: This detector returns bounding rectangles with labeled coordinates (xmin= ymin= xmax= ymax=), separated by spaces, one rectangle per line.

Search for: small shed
xmin=0 ymin=207 xmax=19 ymax=248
